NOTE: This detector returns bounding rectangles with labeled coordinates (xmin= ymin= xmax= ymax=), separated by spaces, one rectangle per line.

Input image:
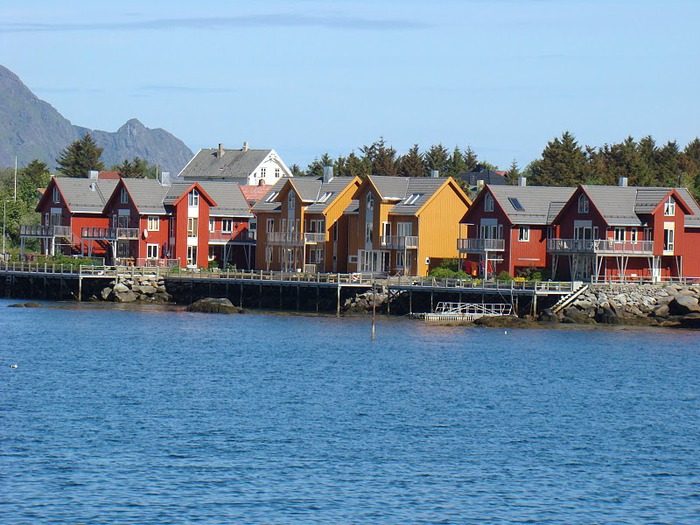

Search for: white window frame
xmin=187 ymin=245 xmax=197 ymax=266
xmin=146 ymin=243 xmax=159 ymax=259
xmin=209 ymin=218 xmax=216 ymax=232
xmin=221 ymin=219 xmax=233 ymax=233
xmin=578 ymin=194 xmax=589 ymax=214
xmin=188 ymin=189 xmax=200 ymax=207
xmin=275 ymin=168 xmax=280 ymax=178
xmin=187 ymin=217 xmax=198 ymax=237
xmin=52 ymin=186 xmax=60 ymax=203
xmin=518 ymin=226 xmax=530 ymax=242
xmin=484 ymin=193 xmax=494 ymax=212
xmin=120 ymin=187 xmax=129 ymax=204
xmin=664 ymin=197 xmax=676 ymax=216
xmin=266 ymin=218 xmax=274 ymax=233
xmin=147 ymin=216 xmax=159 ymax=231
xmin=630 ymin=229 xmax=638 ymax=244
xmin=614 ymin=227 xmax=625 ymax=243
xmin=261 ymin=167 xmax=267 ymax=178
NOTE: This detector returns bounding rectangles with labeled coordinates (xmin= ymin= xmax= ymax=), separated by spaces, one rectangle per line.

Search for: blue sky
xmin=1 ymin=0 xmax=698 ymax=170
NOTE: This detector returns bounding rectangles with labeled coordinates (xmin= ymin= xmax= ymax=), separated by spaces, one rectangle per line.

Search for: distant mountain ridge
xmin=0 ymin=65 xmax=193 ymax=175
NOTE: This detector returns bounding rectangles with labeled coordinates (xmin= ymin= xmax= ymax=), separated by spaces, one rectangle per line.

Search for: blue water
xmin=1 ymin=301 xmax=699 ymax=524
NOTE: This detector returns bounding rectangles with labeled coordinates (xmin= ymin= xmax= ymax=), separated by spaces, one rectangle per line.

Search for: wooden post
xmin=371 ymin=280 xmax=376 ymax=341
xmin=336 ymin=280 xmax=341 ymax=317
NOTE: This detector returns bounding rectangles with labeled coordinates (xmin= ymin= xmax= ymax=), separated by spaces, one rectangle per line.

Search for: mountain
xmin=0 ymin=65 xmax=193 ymax=175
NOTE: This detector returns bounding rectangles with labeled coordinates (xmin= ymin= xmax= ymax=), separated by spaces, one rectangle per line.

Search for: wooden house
xmin=548 ymin=180 xmax=700 ymax=281
xmin=348 ymin=175 xmax=471 ymax=276
xmin=457 ymin=181 xmax=575 ymax=278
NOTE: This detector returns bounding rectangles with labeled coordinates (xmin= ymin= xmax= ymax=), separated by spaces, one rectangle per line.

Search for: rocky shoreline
xmin=95 ymin=273 xmax=171 ymax=303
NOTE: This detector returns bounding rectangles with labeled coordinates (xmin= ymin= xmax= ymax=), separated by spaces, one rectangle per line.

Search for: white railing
xmin=457 ymin=238 xmax=505 ymax=252
xmin=134 ymin=258 xmax=181 ymax=268
xmin=81 ymin=227 xmax=139 ymax=240
xmin=267 ymin=231 xmax=304 ymax=245
xmin=547 ymin=238 xmax=654 ymax=255
xmin=424 ymin=302 xmax=513 ymax=321
xmin=209 ymin=230 xmax=256 ymax=243
xmin=20 ymin=225 xmax=72 ymax=238
xmin=381 ymin=235 xmax=419 ymax=249
xmin=304 ymin=232 xmax=326 ymax=244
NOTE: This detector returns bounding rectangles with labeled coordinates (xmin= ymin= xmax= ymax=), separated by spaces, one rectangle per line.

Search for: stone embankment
xmin=343 ymin=289 xmax=388 ymax=313
xmin=97 ymin=273 xmax=171 ymax=303
xmin=550 ymin=283 xmax=700 ymax=328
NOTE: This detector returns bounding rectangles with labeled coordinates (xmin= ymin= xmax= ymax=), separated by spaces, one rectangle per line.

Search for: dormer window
xmin=578 ymin=194 xmax=589 ymax=214
xmin=366 ymin=192 xmax=374 ymax=212
xmin=484 ymin=193 xmax=494 ymax=212
xmin=265 ymin=191 xmax=279 ymax=203
xmin=318 ymin=192 xmax=334 ymax=204
xmin=52 ymin=186 xmax=60 ymax=203
xmin=664 ymin=197 xmax=676 ymax=216
xmin=188 ymin=188 xmax=200 ymax=207
xmin=120 ymin=187 xmax=128 ymax=204
xmin=404 ymin=193 xmax=423 ymax=205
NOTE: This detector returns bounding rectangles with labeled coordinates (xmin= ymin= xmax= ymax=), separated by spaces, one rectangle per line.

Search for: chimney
xmin=218 ymin=143 xmax=224 ymax=158
xmin=476 ymin=179 xmax=485 ymax=192
xmin=518 ymin=176 xmax=527 ymax=187
xmin=242 ymin=141 xmax=249 ymax=151
xmin=323 ymin=165 xmax=334 ymax=183
xmin=430 ymin=170 xmax=439 ymax=178
xmin=88 ymin=170 xmax=99 ymax=180
xmin=160 ymin=171 xmax=171 ymax=187
xmin=619 ymin=176 xmax=628 ymax=187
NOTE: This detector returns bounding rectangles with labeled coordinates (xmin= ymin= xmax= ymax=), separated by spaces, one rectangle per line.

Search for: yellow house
xmin=347 ymin=175 xmax=471 ymax=275
xmin=253 ymin=171 xmax=361 ymax=272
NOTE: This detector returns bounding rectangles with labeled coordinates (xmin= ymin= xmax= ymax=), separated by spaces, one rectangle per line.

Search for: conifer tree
xmin=424 ymin=144 xmax=450 ymax=175
xmin=397 ymin=145 xmax=425 ymax=177
xmin=56 ymin=133 xmax=105 ymax=178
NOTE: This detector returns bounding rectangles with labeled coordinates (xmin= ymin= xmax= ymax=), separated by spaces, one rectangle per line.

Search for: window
xmin=265 ymin=191 xmax=279 ymax=203
xmin=52 ymin=186 xmax=60 ymax=203
xmin=484 ymin=193 xmax=494 ymax=212
xmin=187 ymin=217 xmax=198 ymax=237
xmin=382 ymin=222 xmax=391 ymax=239
xmin=518 ymin=226 xmax=530 ymax=242
xmin=209 ymin=218 xmax=216 ymax=232
xmin=261 ymin=167 xmax=267 ymax=178
xmin=630 ymin=229 xmax=638 ymax=244
xmin=332 ymin=222 xmax=338 ymax=242
xmin=614 ymin=227 xmax=625 ymax=243
xmin=397 ymin=222 xmax=412 ymax=237
xmin=664 ymin=197 xmax=676 ymax=216
xmin=120 ymin=187 xmax=129 ymax=204
xmin=578 ymin=194 xmax=589 ymax=214
xmin=187 ymin=246 xmax=197 ymax=266
xmin=366 ymin=192 xmax=374 ymax=212
xmin=318 ymin=192 xmax=334 ymax=203
xmin=275 ymin=168 xmax=280 ymax=178
xmin=404 ymin=193 xmax=423 ymax=205
xmin=365 ymin=223 xmax=373 ymax=243
xmin=147 ymin=216 xmax=159 ymax=231
xmin=266 ymin=218 xmax=274 ymax=233
xmin=146 ymin=244 xmax=159 ymax=259
xmin=188 ymin=189 xmax=199 ymax=207
xmin=308 ymin=219 xmax=324 ymax=233
xmin=664 ymin=227 xmax=675 ymax=252
xmin=265 ymin=246 xmax=273 ymax=263
xmin=508 ymin=197 xmax=524 ymax=211
xmin=288 ymin=191 xmax=296 ymax=210
xmin=222 ymin=219 xmax=233 ymax=233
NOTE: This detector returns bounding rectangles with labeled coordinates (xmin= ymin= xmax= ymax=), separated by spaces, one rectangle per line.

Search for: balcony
xmin=457 ymin=238 xmax=505 ymax=253
xmin=209 ymin=230 xmax=257 ymax=244
xmin=304 ymin=232 xmax=326 ymax=244
xmin=267 ymin=231 xmax=304 ymax=246
xmin=547 ymin=238 xmax=654 ymax=255
xmin=81 ymin=227 xmax=139 ymax=240
xmin=381 ymin=235 xmax=419 ymax=250
xmin=20 ymin=225 xmax=72 ymax=238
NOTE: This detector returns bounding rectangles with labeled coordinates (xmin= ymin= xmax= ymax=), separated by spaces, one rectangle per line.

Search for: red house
xmin=548 ymin=181 xmax=700 ymax=281
xmin=22 ymin=177 xmax=118 ymax=258
xmin=458 ymin=182 xmax=574 ymax=278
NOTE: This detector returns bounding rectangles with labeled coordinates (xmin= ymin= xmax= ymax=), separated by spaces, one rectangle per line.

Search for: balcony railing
xmin=20 ymin=224 xmax=72 ymax=238
xmin=457 ymin=238 xmax=505 ymax=252
xmin=267 ymin=231 xmax=304 ymax=246
xmin=81 ymin=227 xmax=139 ymax=240
xmin=547 ymin=238 xmax=654 ymax=255
xmin=209 ymin=230 xmax=257 ymax=243
xmin=304 ymin=232 xmax=326 ymax=244
xmin=381 ymin=235 xmax=419 ymax=249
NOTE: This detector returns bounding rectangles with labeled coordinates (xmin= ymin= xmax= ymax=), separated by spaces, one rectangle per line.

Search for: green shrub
xmin=497 ymin=270 xmax=513 ymax=281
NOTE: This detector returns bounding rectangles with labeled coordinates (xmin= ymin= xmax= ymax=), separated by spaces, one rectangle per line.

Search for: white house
xmin=178 ymin=142 xmax=292 ymax=186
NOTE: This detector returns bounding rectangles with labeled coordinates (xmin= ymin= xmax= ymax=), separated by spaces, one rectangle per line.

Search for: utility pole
xmin=14 ymin=156 xmax=18 ymax=201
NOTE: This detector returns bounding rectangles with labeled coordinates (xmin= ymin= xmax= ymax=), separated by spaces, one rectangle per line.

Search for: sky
xmin=1 ymin=0 xmax=699 ymax=171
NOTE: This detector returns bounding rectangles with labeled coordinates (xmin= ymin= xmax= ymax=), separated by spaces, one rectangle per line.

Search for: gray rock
xmin=186 ymin=297 xmax=242 ymax=314
xmin=669 ymin=295 xmax=700 ymax=315
xmin=100 ymin=287 xmax=112 ymax=300
xmin=113 ymin=282 xmax=129 ymax=293
xmin=114 ymin=290 xmax=138 ymax=303
xmin=652 ymin=304 xmax=670 ymax=318
xmin=139 ymin=285 xmax=157 ymax=295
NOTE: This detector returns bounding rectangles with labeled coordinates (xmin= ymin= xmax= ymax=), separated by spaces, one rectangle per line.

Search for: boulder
xmin=139 ymin=285 xmax=157 ymax=295
xmin=100 ymin=287 xmax=112 ymax=300
xmin=539 ymin=308 xmax=560 ymax=323
xmin=113 ymin=282 xmax=129 ymax=293
xmin=186 ymin=297 xmax=242 ymax=314
xmin=652 ymin=304 xmax=670 ymax=318
xmin=678 ymin=313 xmax=700 ymax=329
xmin=596 ymin=306 xmax=622 ymax=325
xmin=153 ymin=292 xmax=171 ymax=303
xmin=669 ymin=295 xmax=700 ymax=316
xmin=114 ymin=290 xmax=138 ymax=303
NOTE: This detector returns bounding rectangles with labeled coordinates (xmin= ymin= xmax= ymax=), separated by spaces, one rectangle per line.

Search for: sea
xmin=1 ymin=300 xmax=699 ymax=524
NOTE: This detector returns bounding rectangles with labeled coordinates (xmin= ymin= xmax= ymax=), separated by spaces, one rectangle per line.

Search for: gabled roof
xmin=240 ymin=184 xmax=272 ymax=206
xmin=179 ymin=147 xmax=281 ymax=180
xmin=677 ymin=188 xmax=700 ymax=228
xmin=164 ymin=181 xmax=216 ymax=208
xmin=305 ymin=177 xmax=361 ymax=213
xmin=119 ymin=179 xmax=172 ymax=215
xmin=251 ymin=178 xmax=289 ymax=213
xmin=486 ymin=185 xmax=576 ymax=225
xmin=389 ymin=177 xmax=456 ymax=216
xmin=368 ymin=176 xmax=411 ymax=201
xmin=454 ymin=167 xmax=508 ymax=187
xmin=38 ymin=177 xmax=119 ymax=214
xmin=199 ymin=182 xmax=252 ymax=218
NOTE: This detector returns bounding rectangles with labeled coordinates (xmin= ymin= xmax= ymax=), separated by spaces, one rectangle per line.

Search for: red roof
xmin=98 ymin=171 xmax=120 ymax=179
xmin=240 ymin=184 xmax=270 ymax=205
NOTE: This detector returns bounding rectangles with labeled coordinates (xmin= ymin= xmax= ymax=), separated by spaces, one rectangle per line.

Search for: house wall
xmin=414 ymin=181 xmax=470 ymax=276
xmin=507 ymin=224 xmax=548 ymax=276
xmin=138 ymin=215 xmax=169 ymax=262
xmin=250 ymin=155 xmax=289 ymax=186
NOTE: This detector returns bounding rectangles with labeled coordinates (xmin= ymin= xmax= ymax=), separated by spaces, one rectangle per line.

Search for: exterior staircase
xmin=550 ymin=282 xmax=589 ymax=314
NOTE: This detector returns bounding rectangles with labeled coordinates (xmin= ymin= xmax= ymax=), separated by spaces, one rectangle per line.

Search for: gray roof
xmin=120 ymin=179 xmax=173 ymax=214
xmin=52 ymin=178 xmax=119 ymax=214
xmin=677 ymin=188 xmax=700 ymax=228
xmin=179 ymin=147 xmax=271 ymax=180
xmin=305 ymin=177 xmax=358 ymax=213
xmin=370 ymin=176 xmax=411 ymax=201
xmin=389 ymin=177 xmax=450 ymax=216
xmin=489 ymin=185 xmax=576 ymax=225
xmin=199 ymin=182 xmax=252 ymax=218
xmin=251 ymin=178 xmax=289 ymax=213
xmin=455 ymin=168 xmax=508 ymax=187
xmin=344 ymin=199 xmax=359 ymax=214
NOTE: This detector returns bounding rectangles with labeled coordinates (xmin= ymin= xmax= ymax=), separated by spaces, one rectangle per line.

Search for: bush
xmin=497 ymin=270 xmax=513 ymax=281
xmin=516 ymin=266 xmax=550 ymax=281
xmin=429 ymin=267 xmax=469 ymax=279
